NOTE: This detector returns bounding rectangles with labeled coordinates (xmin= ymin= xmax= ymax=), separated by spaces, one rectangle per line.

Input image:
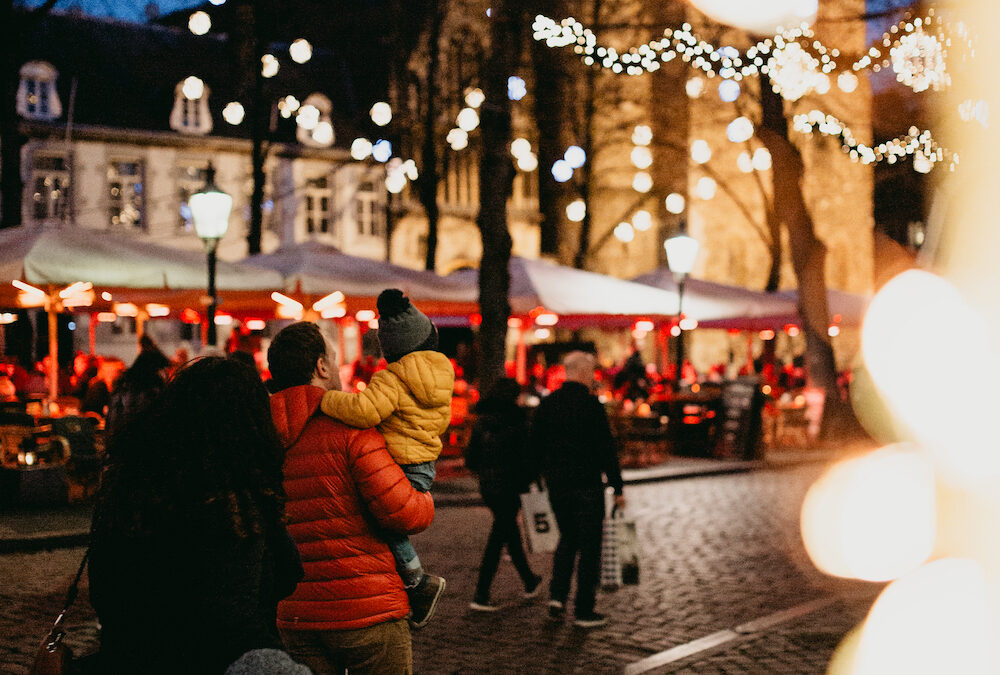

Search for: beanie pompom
xmin=377 ymin=288 xmax=409 ymax=317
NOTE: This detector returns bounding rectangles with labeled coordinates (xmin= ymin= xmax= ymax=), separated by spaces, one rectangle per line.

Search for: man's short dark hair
xmin=267 ymin=322 xmax=328 ymax=392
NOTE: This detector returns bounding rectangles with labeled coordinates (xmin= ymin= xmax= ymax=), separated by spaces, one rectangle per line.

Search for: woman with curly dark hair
xmin=88 ymin=357 xmax=303 ymax=674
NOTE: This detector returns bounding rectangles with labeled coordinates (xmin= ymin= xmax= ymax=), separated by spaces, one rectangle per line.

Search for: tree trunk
xmin=245 ymin=0 xmax=268 ymax=255
xmin=476 ymin=0 xmax=522 ymax=395
xmin=572 ymin=0 xmax=601 ymax=269
xmin=758 ymin=88 xmax=853 ymax=437
xmin=418 ymin=2 xmax=443 ymax=271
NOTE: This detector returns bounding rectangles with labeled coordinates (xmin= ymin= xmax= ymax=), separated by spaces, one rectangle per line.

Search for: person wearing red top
xmin=268 ymin=321 xmax=434 ymax=675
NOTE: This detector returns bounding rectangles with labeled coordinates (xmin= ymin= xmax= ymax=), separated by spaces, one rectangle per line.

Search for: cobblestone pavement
xmin=0 ymin=463 xmax=882 ymax=674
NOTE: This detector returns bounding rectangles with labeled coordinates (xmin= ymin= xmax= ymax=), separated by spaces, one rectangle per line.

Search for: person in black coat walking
xmin=465 ymin=378 xmax=543 ymax=611
xmin=530 ymin=351 xmax=625 ymax=628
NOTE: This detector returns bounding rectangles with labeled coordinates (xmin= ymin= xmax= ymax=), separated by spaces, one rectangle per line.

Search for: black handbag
xmin=29 ymin=550 xmax=89 ymax=675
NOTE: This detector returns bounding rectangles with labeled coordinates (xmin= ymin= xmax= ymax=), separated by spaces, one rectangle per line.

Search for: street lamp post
xmin=190 ymin=163 xmax=232 ymax=346
xmin=664 ymin=221 xmax=700 ymax=388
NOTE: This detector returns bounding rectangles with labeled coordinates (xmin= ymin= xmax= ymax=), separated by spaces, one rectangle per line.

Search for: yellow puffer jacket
xmin=320 ymin=350 xmax=455 ymax=465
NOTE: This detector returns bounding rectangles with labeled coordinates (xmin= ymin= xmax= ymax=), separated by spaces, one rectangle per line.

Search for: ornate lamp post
xmin=190 ymin=163 xmax=232 ymax=346
xmin=664 ymin=221 xmax=700 ymax=387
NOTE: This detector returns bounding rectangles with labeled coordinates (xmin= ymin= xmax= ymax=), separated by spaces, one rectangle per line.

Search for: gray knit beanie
xmin=376 ymin=288 xmax=435 ymax=361
xmin=225 ymin=649 xmax=312 ymax=675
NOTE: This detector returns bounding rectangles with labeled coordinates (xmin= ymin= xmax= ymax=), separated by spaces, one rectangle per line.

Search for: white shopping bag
xmin=520 ymin=483 xmax=560 ymax=554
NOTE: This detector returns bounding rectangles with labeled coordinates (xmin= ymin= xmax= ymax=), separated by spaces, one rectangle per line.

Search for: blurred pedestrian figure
xmin=88 ymin=357 xmax=303 ymax=674
xmin=613 ymin=348 xmax=649 ymax=401
xmin=80 ymin=358 xmax=123 ymax=417
xmin=530 ymin=351 xmax=625 ymax=628
xmin=268 ymin=321 xmax=434 ymax=674
xmin=465 ymin=378 xmax=543 ymax=611
xmin=105 ymin=337 xmax=170 ymax=439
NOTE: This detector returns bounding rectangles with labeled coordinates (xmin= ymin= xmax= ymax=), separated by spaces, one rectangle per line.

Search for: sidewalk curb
xmin=0 ymin=530 xmax=90 ymax=554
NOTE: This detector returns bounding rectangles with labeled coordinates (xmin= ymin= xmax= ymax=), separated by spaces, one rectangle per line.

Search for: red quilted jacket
xmin=271 ymin=385 xmax=435 ymax=631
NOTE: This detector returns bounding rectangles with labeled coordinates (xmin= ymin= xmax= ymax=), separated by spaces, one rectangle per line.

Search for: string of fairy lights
xmin=531 ymin=7 xmax=971 ymax=173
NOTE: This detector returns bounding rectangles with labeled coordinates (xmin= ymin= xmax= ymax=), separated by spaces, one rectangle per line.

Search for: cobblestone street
xmin=1 ymin=462 xmax=881 ymax=674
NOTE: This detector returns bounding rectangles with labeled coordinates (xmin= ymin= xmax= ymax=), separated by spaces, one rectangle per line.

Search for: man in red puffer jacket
xmin=267 ymin=321 xmax=434 ymax=675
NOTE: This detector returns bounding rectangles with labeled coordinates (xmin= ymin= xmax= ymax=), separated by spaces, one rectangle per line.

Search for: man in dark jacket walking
xmin=530 ymin=351 xmax=625 ymax=628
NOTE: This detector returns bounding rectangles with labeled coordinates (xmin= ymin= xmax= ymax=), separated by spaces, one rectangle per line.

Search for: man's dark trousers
xmin=548 ymin=488 xmax=604 ymax=617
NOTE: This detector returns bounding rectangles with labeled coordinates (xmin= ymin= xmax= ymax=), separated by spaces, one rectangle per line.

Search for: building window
xmin=355 ymin=180 xmax=384 ymax=237
xmin=107 ymin=160 xmax=145 ymax=229
xmin=30 ymin=154 xmax=70 ymax=223
xmin=177 ymin=163 xmax=209 ymax=232
xmin=305 ymin=176 xmax=332 ymax=235
xmin=17 ymin=61 xmax=62 ymax=121
xmin=169 ymin=77 xmax=213 ymax=135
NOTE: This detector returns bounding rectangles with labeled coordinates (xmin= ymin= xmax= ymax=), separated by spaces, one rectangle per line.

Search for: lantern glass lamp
xmin=190 ymin=163 xmax=232 ymax=346
xmin=664 ymin=223 xmax=700 ymax=387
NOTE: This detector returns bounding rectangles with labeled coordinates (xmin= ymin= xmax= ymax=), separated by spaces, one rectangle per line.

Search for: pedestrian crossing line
xmin=623 ymin=596 xmax=839 ymax=675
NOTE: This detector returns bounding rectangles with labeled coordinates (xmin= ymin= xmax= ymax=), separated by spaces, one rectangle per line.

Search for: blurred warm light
xmin=534 ymin=328 xmax=551 ymax=340
xmin=246 ymin=319 xmax=267 ymax=331
xmin=759 ymin=329 xmax=775 ymax=340
xmin=631 ymin=125 xmax=652 ymax=146
xmin=369 ymin=102 xmax=391 ymax=127
xmin=785 ymin=324 xmax=800 ymax=337
xmin=632 ymin=210 xmax=652 ymax=231
xmin=468 ymin=313 xmax=482 ymax=327
xmin=261 ymin=54 xmax=279 ymax=78
xmin=535 ymin=312 xmax=559 ymax=326
xmin=465 ymin=88 xmax=485 ymax=108
xmin=356 ymin=309 xmax=376 ymax=322
xmin=685 ymin=77 xmax=704 ymax=98
xmin=188 ymin=11 xmax=210 ymax=35
xmin=97 ymin=312 xmax=117 ymax=323
xmin=670 ymin=325 xmax=681 ymax=337
xmin=614 ymin=222 xmax=635 ymax=242
xmin=634 ymin=320 xmax=654 ymax=332
xmin=838 ymin=71 xmax=859 ymax=93
xmin=566 ymin=199 xmax=586 ymax=222
xmin=828 ymin=324 xmax=841 ymax=337
xmin=0 ymin=312 xmax=17 ymax=324
xmin=726 ymin=116 xmax=754 ymax=143
xmin=718 ymin=79 xmax=740 ymax=102
xmin=271 ymin=292 xmax=303 ymax=312
xmin=289 ymin=38 xmax=312 ymax=64
xmin=516 ymin=152 xmax=538 ymax=172
xmin=182 ymin=76 xmax=204 ymax=100
xmin=457 ymin=107 xmax=479 ymax=131
xmin=632 ymin=172 xmax=652 ymax=193
xmin=402 ymin=160 xmax=419 ymax=180
xmin=214 ymin=313 xmax=233 ymax=326
xmin=564 ymin=145 xmax=586 ymax=169
xmin=752 ymin=147 xmax=772 ymax=171
xmin=552 ymin=159 xmax=573 ymax=182
xmin=385 ymin=169 xmax=406 ymax=193
xmin=312 ymin=291 xmax=345 ymax=313
xmin=507 ymin=317 xmax=523 ymax=328
xmin=351 ymin=138 xmax=373 ymax=160
xmin=665 ymin=192 xmax=686 ymax=214
xmin=58 ymin=281 xmax=91 ymax=299
xmin=296 ymin=104 xmax=320 ymax=131
xmin=686 ymin=0 xmax=817 ymax=35
xmin=679 ymin=317 xmax=698 ymax=331
xmin=737 ymin=151 xmax=754 ymax=173
xmin=321 ymin=306 xmax=346 ymax=319
xmin=695 ymin=176 xmax=717 ymax=200
xmin=368 ymin=319 xmax=379 ymax=330
xmin=510 ymin=137 xmax=531 ymax=158
xmin=800 ymin=445 xmax=936 ymax=582
xmin=101 ymin=291 xmax=112 ymax=301
xmin=690 ymin=139 xmax=712 ymax=164
xmin=447 ymin=128 xmax=469 ymax=151
xmin=630 ymin=146 xmax=653 ymax=170
xmin=145 ymin=304 xmax=170 ymax=318
xmin=312 ymin=121 xmax=334 ymax=145
xmin=113 ymin=302 xmax=138 ymax=317
xmin=507 ymin=76 xmax=527 ymax=101
xmin=845 ymin=559 xmax=998 ymax=674
xmin=862 ymin=270 xmax=1000 ymax=482
xmin=222 ymin=102 xmax=245 ymax=125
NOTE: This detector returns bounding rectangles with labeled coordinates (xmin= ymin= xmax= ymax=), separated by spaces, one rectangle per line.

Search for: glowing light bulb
xmin=564 ymin=145 xmax=586 ymax=168
xmin=752 ymin=147 xmax=772 ymax=171
xmin=351 ymin=138 xmax=373 ymax=160
xmin=738 ymin=151 xmax=754 ymax=173
xmin=516 ymin=152 xmax=538 ymax=172
xmin=691 ymin=139 xmax=712 ymax=164
xmin=631 ymin=146 xmax=653 ymax=169
xmin=222 ymin=101 xmax=245 ymax=125
xmin=370 ymin=102 xmax=392 ymax=126
xmin=296 ymin=104 xmax=320 ymax=130
xmin=726 ymin=117 xmax=754 ymax=143
xmin=614 ymin=222 xmax=635 ymax=242
xmin=632 ymin=171 xmax=653 ymax=193
xmin=261 ymin=54 xmax=279 ymax=78
xmin=289 ymin=38 xmax=313 ymax=64
xmin=510 ymin=138 xmax=531 ymax=158
xmin=719 ymin=79 xmax=740 ymax=102
xmin=372 ymin=139 xmax=393 ymax=162
xmin=665 ymin=193 xmax=686 ymax=214
xmin=632 ymin=125 xmax=653 ymax=146
xmin=465 ymin=88 xmax=485 ymax=108
xmin=686 ymin=77 xmax=705 ymax=98
xmin=632 ymin=210 xmax=652 ymax=231
xmin=552 ymin=159 xmax=573 ymax=182
xmin=188 ymin=11 xmax=211 ymax=35
xmin=695 ymin=176 xmax=717 ymax=200
xmin=456 ymin=107 xmax=480 ymax=131
xmin=182 ymin=76 xmax=204 ymax=100
xmin=566 ymin=199 xmax=586 ymax=222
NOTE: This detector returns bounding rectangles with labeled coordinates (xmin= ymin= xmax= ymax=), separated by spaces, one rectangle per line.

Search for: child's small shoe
xmin=408 ymin=574 xmax=446 ymax=629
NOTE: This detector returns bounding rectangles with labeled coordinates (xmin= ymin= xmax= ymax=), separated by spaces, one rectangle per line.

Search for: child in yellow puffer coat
xmin=319 ymin=288 xmax=454 ymax=628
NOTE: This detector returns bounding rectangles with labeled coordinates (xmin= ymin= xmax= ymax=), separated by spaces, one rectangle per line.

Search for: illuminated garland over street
xmin=792 ymin=111 xmax=957 ymax=173
xmin=531 ymin=8 xmax=967 ymax=171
